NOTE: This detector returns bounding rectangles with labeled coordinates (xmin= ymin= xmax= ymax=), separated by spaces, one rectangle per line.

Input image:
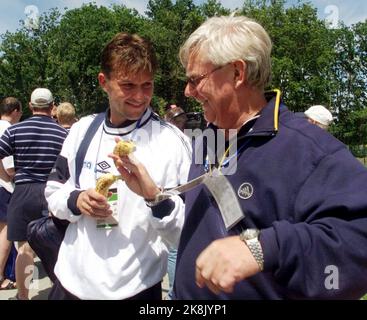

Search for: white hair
xmin=179 ymin=15 xmax=272 ymax=90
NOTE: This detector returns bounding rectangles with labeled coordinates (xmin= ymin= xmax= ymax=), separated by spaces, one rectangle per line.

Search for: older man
xmin=174 ymin=15 xmax=367 ymax=299
xmin=117 ymin=15 xmax=367 ymax=300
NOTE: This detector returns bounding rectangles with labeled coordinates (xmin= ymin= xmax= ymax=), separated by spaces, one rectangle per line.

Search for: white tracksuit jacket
xmin=45 ymin=108 xmax=191 ymax=299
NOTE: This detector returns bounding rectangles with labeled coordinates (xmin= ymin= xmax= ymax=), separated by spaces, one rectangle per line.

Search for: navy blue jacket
xmin=173 ymin=96 xmax=367 ymax=300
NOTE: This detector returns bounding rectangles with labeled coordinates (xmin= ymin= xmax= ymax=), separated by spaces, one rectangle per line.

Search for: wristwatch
xmin=144 ymin=189 xmax=164 ymax=207
xmin=239 ymin=229 xmax=264 ymax=271
xmin=145 ymin=195 xmax=162 ymax=207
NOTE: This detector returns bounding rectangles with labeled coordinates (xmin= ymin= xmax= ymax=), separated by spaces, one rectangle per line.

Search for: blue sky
xmin=0 ymin=0 xmax=366 ymax=36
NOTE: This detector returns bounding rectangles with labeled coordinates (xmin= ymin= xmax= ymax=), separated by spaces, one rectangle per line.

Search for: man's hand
xmin=109 ymin=137 xmax=160 ymax=201
xmin=76 ymin=188 xmax=112 ymax=218
xmin=195 ymin=236 xmax=261 ymax=294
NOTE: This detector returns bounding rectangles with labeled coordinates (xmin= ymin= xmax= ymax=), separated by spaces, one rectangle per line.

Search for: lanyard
xmin=203 ymin=89 xmax=281 ymax=173
xmin=204 ymin=139 xmax=252 ymax=173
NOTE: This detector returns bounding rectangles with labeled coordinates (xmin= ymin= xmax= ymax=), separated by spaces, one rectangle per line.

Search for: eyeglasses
xmin=186 ymin=65 xmax=224 ymax=88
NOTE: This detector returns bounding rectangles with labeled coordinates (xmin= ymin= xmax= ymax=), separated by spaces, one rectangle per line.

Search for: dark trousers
xmin=49 ymin=278 xmax=162 ymax=300
xmin=8 ymin=183 xmax=48 ymax=241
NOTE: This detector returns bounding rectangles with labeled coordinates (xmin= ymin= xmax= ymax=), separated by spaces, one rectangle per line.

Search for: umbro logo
xmin=97 ymin=161 xmax=111 ymax=171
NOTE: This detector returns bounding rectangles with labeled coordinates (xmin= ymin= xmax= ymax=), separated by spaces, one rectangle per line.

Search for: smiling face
xmin=184 ymin=53 xmax=239 ymax=129
xmin=99 ymin=32 xmax=157 ymax=125
xmin=98 ymin=70 xmax=154 ymax=125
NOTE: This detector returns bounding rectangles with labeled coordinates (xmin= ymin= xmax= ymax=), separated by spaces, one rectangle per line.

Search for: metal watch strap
xmin=246 ymin=238 xmax=264 ymax=271
xmin=240 ymin=231 xmax=264 ymax=271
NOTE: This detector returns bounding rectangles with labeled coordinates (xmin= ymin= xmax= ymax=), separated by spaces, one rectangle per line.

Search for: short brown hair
xmin=0 ymin=97 xmax=22 ymax=116
xmin=100 ymin=32 xmax=158 ymax=78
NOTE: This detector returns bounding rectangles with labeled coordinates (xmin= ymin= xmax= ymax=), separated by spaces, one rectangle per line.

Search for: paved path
xmin=0 ymin=258 xmax=52 ymax=300
xmin=0 ymin=258 xmax=169 ymax=300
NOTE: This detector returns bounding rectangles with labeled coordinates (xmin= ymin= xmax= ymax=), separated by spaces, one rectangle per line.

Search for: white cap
xmin=304 ymin=105 xmax=333 ymax=126
xmin=31 ymin=88 xmax=53 ymax=107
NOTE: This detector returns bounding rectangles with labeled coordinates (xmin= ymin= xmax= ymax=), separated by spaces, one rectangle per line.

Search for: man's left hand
xmin=195 ymin=235 xmax=261 ymax=294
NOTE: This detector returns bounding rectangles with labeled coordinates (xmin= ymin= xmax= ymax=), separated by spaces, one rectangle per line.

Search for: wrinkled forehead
xmin=186 ymin=51 xmax=213 ymax=75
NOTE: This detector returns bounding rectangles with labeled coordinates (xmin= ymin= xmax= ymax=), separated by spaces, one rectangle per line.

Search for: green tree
xmin=332 ymin=108 xmax=367 ymax=159
xmin=241 ymin=0 xmax=336 ymax=111
xmin=48 ymin=4 xmax=143 ymax=116
xmin=0 ymin=0 xmax=365 ymax=149
xmin=145 ymin=0 xmax=205 ymax=114
xmin=0 ymin=9 xmax=60 ymax=117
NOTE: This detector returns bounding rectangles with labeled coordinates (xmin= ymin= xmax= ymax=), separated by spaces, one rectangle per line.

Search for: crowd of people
xmin=0 ymin=14 xmax=367 ymax=300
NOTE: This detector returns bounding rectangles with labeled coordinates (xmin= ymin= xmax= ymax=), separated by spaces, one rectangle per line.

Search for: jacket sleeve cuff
xmin=150 ymin=199 xmax=175 ymax=219
xmin=260 ymin=227 xmax=280 ymax=272
xmin=67 ymin=190 xmax=83 ymax=216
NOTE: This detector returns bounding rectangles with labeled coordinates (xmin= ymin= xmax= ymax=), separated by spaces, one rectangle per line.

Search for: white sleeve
xmin=148 ymin=132 xmax=192 ymax=248
xmin=2 ymin=155 xmax=14 ymax=170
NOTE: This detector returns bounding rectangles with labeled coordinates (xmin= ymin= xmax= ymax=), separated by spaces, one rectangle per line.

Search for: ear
xmin=98 ymin=72 xmax=108 ymax=92
xmin=28 ymin=102 xmax=34 ymax=112
xmin=233 ymin=60 xmax=246 ymax=88
xmin=10 ymin=108 xmax=18 ymax=116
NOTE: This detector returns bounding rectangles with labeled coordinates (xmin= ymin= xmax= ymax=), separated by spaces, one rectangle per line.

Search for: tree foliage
xmin=0 ymin=0 xmax=366 ymax=149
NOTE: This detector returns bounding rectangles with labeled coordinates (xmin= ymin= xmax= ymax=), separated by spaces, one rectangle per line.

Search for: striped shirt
xmin=0 ymin=115 xmax=67 ymax=184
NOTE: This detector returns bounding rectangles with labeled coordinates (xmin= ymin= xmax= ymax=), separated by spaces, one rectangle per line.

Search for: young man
xmin=45 ymin=32 xmax=191 ymax=300
xmin=0 ymin=89 xmax=67 ymax=300
xmin=117 ymin=16 xmax=367 ymax=299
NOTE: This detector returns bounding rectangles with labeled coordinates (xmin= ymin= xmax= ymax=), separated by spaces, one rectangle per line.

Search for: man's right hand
xmin=76 ymin=188 xmax=112 ymax=218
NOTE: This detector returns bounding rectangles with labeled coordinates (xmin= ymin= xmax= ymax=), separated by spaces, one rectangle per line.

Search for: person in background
xmin=163 ymin=104 xmax=188 ymax=299
xmin=164 ymin=105 xmax=188 ymax=132
xmin=0 ymin=97 xmax=22 ymax=290
xmin=116 ymin=15 xmax=367 ymax=300
xmin=304 ymin=105 xmax=333 ymax=130
xmin=51 ymin=105 xmax=58 ymax=121
xmin=56 ymin=102 xmax=77 ymax=131
xmin=0 ymin=88 xmax=67 ymax=300
xmin=45 ymin=32 xmax=191 ymax=300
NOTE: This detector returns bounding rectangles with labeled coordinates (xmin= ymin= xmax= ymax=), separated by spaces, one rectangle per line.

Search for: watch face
xmin=244 ymin=229 xmax=259 ymax=239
